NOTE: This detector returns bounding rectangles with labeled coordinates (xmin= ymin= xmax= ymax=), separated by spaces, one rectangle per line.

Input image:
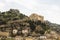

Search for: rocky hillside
xmin=44 ymin=20 xmax=60 ymax=34
xmin=0 ymin=9 xmax=60 ymax=40
xmin=0 ymin=9 xmax=50 ymax=35
xmin=0 ymin=9 xmax=28 ymax=25
xmin=0 ymin=9 xmax=60 ymax=36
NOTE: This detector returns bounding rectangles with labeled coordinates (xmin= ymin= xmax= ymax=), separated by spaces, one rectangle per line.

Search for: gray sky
xmin=0 ymin=0 xmax=60 ymax=24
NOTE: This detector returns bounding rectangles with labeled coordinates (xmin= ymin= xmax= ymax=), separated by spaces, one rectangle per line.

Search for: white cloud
xmin=0 ymin=2 xmax=5 ymax=9
xmin=5 ymin=0 xmax=14 ymax=3
xmin=14 ymin=0 xmax=37 ymax=10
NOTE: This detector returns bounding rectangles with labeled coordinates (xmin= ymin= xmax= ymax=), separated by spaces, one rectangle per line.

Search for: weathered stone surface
xmin=29 ymin=13 xmax=44 ymax=22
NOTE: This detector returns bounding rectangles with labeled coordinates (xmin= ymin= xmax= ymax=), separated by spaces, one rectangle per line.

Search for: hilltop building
xmin=29 ymin=13 xmax=44 ymax=22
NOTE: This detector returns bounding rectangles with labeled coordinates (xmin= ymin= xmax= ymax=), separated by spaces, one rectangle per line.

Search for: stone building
xmin=29 ymin=13 xmax=44 ymax=22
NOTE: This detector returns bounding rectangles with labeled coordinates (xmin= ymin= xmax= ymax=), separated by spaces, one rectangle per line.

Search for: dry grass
xmin=0 ymin=31 xmax=9 ymax=37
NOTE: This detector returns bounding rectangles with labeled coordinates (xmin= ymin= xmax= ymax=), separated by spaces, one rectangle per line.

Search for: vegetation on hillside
xmin=0 ymin=9 xmax=50 ymax=35
xmin=0 ymin=9 xmax=60 ymax=40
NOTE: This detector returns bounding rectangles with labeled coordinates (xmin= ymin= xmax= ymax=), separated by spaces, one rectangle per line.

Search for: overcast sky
xmin=0 ymin=0 xmax=60 ymax=24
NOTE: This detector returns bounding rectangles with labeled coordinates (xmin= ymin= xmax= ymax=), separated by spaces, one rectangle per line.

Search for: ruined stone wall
xmin=29 ymin=13 xmax=44 ymax=22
